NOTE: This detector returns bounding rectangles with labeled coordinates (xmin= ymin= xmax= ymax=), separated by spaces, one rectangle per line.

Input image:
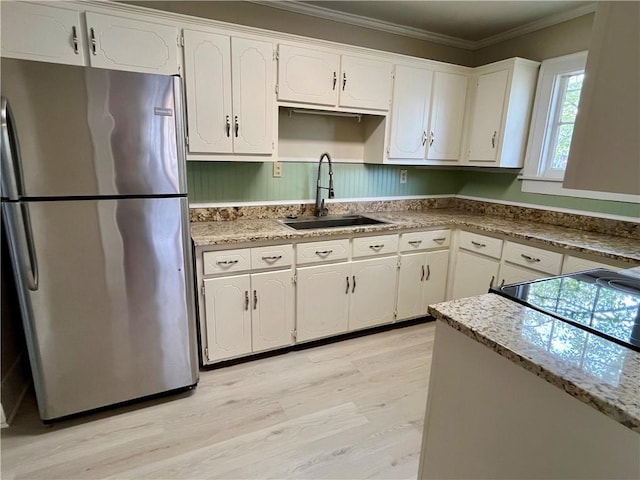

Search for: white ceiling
xmin=254 ymin=1 xmax=596 ymax=49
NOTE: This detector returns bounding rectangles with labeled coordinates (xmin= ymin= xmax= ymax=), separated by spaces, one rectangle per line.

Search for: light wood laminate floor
xmin=1 ymin=322 xmax=434 ymax=479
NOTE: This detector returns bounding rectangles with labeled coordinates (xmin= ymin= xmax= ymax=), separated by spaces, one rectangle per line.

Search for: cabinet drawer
xmin=251 ymin=245 xmax=293 ymax=269
xmin=352 ymin=234 xmax=399 ymax=258
xmin=297 ymin=239 xmax=349 ymax=265
xmin=400 ymin=230 xmax=451 ymax=252
xmin=458 ymin=231 xmax=503 ymax=259
xmin=503 ymin=242 xmax=563 ymax=275
xmin=203 ymin=248 xmax=251 ymax=275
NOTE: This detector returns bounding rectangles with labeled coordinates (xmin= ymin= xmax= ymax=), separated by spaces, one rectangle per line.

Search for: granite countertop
xmin=191 ymin=209 xmax=640 ymax=263
xmin=428 ymin=293 xmax=640 ymax=432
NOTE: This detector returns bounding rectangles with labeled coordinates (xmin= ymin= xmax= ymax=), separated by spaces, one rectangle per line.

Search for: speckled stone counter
xmin=191 ymin=209 xmax=640 ymax=263
xmin=428 ymin=294 xmax=640 ymax=432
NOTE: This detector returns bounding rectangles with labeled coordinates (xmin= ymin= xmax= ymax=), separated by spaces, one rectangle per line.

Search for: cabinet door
xmin=277 ymin=44 xmax=339 ymax=106
xmin=388 ymin=66 xmax=432 ymax=159
xmin=349 ymin=257 xmax=398 ymax=330
xmin=499 ymin=263 xmax=545 ymax=286
xmin=451 ymin=250 xmax=500 ymax=299
xmin=427 ymin=72 xmax=468 ymax=161
xmin=1 ymin=2 xmax=85 ymax=66
xmin=296 ymin=263 xmax=350 ymax=342
xmin=203 ymin=275 xmax=252 ymax=362
xmin=251 ymin=270 xmax=294 ymax=352
xmin=339 ymin=55 xmax=393 ymax=111
xmin=183 ymin=30 xmax=233 ymax=154
xmin=85 ymin=12 xmax=178 ymax=75
xmin=231 ymin=37 xmax=274 ymax=154
xmin=396 ymin=252 xmax=427 ymax=320
xmin=421 ymin=250 xmax=450 ymax=310
xmin=561 ymin=256 xmax=619 ymax=274
xmin=467 ymin=69 xmax=508 ymax=162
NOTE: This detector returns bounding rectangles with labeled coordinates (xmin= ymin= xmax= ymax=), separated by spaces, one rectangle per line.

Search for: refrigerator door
xmin=12 ymin=197 xmax=198 ymax=420
xmin=0 ymin=58 xmax=186 ymax=197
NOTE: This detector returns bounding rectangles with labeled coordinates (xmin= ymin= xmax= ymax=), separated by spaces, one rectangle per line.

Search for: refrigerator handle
xmin=3 ymin=202 xmax=39 ymax=291
xmin=1 ymin=97 xmax=24 ymax=200
xmin=20 ymin=202 xmax=39 ymax=291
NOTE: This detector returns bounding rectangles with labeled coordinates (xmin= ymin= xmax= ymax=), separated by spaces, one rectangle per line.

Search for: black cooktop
xmin=491 ymin=269 xmax=640 ymax=352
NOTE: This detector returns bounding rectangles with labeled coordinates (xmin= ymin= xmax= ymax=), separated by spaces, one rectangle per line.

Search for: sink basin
xmin=282 ymin=214 xmax=388 ymax=230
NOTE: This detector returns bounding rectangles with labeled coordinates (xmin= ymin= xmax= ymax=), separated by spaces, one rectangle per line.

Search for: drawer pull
xmin=408 ymin=240 xmax=422 ymax=246
xmin=216 ymin=260 xmax=239 ymax=266
xmin=471 ymin=241 xmax=486 ymax=248
xmin=369 ymin=244 xmax=384 ymax=250
xmin=521 ymin=254 xmax=541 ymax=263
xmin=261 ymin=255 xmax=283 ymax=262
xmin=433 ymin=237 xmax=447 ymax=242
xmin=316 ymin=250 xmax=333 ymax=256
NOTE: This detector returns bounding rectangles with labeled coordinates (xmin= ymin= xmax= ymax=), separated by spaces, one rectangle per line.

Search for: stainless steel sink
xmin=282 ymin=214 xmax=388 ymax=230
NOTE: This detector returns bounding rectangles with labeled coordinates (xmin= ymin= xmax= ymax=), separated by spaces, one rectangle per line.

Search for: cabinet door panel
xmin=277 ymin=45 xmax=338 ymax=106
xmin=427 ymin=72 xmax=467 ymax=161
xmin=183 ymin=30 xmax=233 ymax=154
xmin=349 ymin=257 xmax=398 ymax=330
xmin=231 ymin=37 xmax=273 ymax=154
xmin=85 ymin=13 xmax=178 ymax=75
xmin=499 ymin=263 xmax=545 ymax=286
xmin=204 ymin=275 xmax=252 ymax=362
xmin=451 ymin=250 xmax=500 ymax=299
xmin=396 ymin=252 xmax=427 ymax=321
xmin=388 ymin=65 xmax=432 ymax=159
xmin=339 ymin=55 xmax=393 ymax=110
xmin=561 ymin=256 xmax=619 ymax=275
xmin=1 ymin=2 xmax=85 ymax=65
xmin=251 ymin=270 xmax=294 ymax=352
xmin=296 ymin=263 xmax=350 ymax=342
xmin=467 ymin=69 xmax=508 ymax=162
xmin=421 ymin=250 xmax=450 ymax=310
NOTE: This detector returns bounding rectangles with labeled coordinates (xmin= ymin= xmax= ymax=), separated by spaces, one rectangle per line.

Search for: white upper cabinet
xmin=426 ymin=71 xmax=468 ymax=162
xmin=388 ymin=65 xmax=433 ymax=160
xmin=0 ymin=3 xmax=179 ymax=75
xmin=465 ymin=58 xmax=539 ymax=168
xmin=183 ymin=29 xmax=274 ymax=157
xmin=277 ymin=44 xmax=392 ymax=111
xmin=1 ymin=2 xmax=85 ymax=66
xmin=85 ymin=13 xmax=179 ymax=75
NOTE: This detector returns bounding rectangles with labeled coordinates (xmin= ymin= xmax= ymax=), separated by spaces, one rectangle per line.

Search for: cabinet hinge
xmin=291 ymin=329 xmax=297 ymax=341
xmin=205 ymin=347 xmax=209 ymax=359
xmin=201 ymin=285 xmax=205 ymax=296
xmin=386 ymin=146 xmax=390 ymax=157
xmin=393 ymin=310 xmax=398 ymax=320
xmin=397 ymin=259 xmax=401 ymax=269
xmin=272 ymin=141 xmax=275 ymax=151
xmin=178 ymin=35 xmax=184 ymax=47
xmin=185 ymin=136 xmax=190 ymax=147
xmin=274 ymin=50 xmax=279 ymax=61
xmin=292 ymin=274 xmax=297 ymax=285
xmin=275 ymin=84 xmax=279 ymax=95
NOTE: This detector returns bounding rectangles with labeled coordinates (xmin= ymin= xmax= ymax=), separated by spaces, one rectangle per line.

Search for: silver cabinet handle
xmin=433 ymin=237 xmax=446 ymax=242
xmin=491 ymin=131 xmax=497 ymax=148
xmin=216 ymin=259 xmax=239 ymax=266
xmin=489 ymin=275 xmax=495 ymax=288
xmin=422 ymin=131 xmax=427 ymax=146
xmin=471 ymin=240 xmax=486 ymax=248
xmin=89 ymin=27 xmax=97 ymax=55
xmin=345 ymin=276 xmax=350 ymax=294
xmin=342 ymin=72 xmax=347 ymax=91
xmin=368 ymin=244 xmax=384 ymax=250
xmin=421 ymin=265 xmax=425 ymax=282
xmin=71 ymin=26 xmax=79 ymax=54
xmin=352 ymin=275 xmax=356 ymax=293
xmin=426 ymin=264 xmax=431 ymax=281
xmin=332 ymin=71 xmax=337 ymax=90
xmin=315 ymin=250 xmax=333 ymax=256
xmin=521 ymin=254 xmax=541 ymax=262
xmin=244 ymin=291 xmax=249 ymax=310
xmin=261 ymin=255 xmax=282 ymax=262
xmin=253 ymin=290 xmax=258 ymax=310
xmin=429 ymin=131 xmax=435 ymax=147
xmin=500 ymin=279 xmax=505 ymax=287
xmin=225 ymin=115 xmax=231 ymax=137
xmin=408 ymin=240 xmax=422 ymax=246
xmin=234 ymin=116 xmax=239 ymax=137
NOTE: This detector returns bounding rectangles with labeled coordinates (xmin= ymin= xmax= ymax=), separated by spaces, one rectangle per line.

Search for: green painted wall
xmin=187 ymin=162 xmax=464 ymax=203
xmin=457 ymin=171 xmax=640 ymax=218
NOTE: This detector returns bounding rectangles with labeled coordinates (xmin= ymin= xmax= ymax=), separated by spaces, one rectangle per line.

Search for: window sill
xmin=519 ymin=177 xmax=640 ymax=203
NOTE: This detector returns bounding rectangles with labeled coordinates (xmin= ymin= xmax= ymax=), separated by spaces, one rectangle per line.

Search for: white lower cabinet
xmin=499 ymin=263 xmax=545 ymax=286
xmin=562 ymin=255 xmax=620 ymax=274
xmin=397 ymin=250 xmax=449 ymax=320
xmin=451 ymin=250 xmax=500 ymax=299
xmin=348 ymin=256 xmax=398 ymax=331
xmin=251 ymin=270 xmax=295 ymax=352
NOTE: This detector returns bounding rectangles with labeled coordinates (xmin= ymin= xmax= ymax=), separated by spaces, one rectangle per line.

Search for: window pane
xmin=551 ymin=123 xmax=574 ymax=170
xmin=560 ymin=74 xmax=583 ymax=123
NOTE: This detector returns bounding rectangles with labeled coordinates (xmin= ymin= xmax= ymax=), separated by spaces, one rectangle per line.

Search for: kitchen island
xmin=419 ymin=287 xmax=640 ymax=479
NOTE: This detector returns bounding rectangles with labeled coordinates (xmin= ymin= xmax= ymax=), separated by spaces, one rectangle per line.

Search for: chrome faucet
xmin=314 ymin=152 xmax=334 ymax=216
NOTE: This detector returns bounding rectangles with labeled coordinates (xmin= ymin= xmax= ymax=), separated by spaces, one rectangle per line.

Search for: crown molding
xmin=250 ymin=1 xmax=597 ymax=51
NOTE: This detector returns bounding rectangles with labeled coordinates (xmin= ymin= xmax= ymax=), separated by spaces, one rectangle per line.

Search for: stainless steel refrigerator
xmin=0 ymin=58 xmax=199 ymax=421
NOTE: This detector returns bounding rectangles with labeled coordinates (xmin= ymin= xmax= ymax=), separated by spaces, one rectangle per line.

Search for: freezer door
xmin=13 ymin=197 xmax=198 ymax=419
xmin=0 ymin=58 xmax=186 ymax=197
